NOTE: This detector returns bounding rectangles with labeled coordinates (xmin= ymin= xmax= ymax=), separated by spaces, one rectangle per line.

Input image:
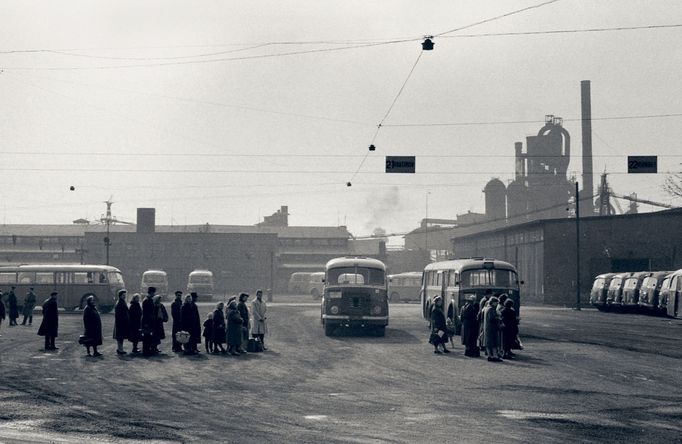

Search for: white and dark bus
xmin=421 ymin=258 xmax=521 ymax=334
xmin=0 ymin=264 xmax=125 ymax=313
xmin=321 ymin=257 xmax=389 ymax=336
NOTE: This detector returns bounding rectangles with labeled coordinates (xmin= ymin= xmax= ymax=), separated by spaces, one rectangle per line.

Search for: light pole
xmin=575 ymin=181 xmax=581 ymax=310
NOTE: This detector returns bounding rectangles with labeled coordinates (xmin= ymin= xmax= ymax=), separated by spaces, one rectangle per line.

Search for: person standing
xmin=189 ymin=292 xmax=201 ymax=353
xmin=212 ymin=302 xmax=227 ymax=354
xmin=460 ymin=295 xmax=480 ymax=357
xmin=128 ymin=293 xmax=142 ymax=354
xmin=7 ymin=286 xmax=18 ymax=326
xmin=202 ymin=312 xmax=214 ymax=354
xmin=21 ymin=287 xmax=36 ymax=326
xmin=237 ymin=293 xmax=250 ymax=353
xmin=181 ymin=294 xmax=198 ymax=355
xmin=141 ymin=287 xmax=158 ymax=356
xmin=82 ymin=295 xmax=103 ymax=357
xmin=226 ymin=298 xmax=244 ymax=356
xmin=429 ymin=296 xmax=450 ymax=354
xmin=500 ymin=299 xmax=519 ymax=359
xmin=37 ymin=291 xmax=59 ymax=351
xmin=0 ymin=291 xmax=6 ymax=333
xmin=170 ymin=290 xmax=184 ymax=353
xmin=153 ymin=295 xmax=168 ymax=353
xmin=483 ymin=297 xmax=502 ymax=362
xmin=251 ymin=289 xmax=268 ymax=350
xmin=113 ymin=290 xmax=130 ymax=355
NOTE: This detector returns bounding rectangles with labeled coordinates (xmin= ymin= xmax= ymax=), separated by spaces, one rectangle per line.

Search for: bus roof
xmin=423 ymin=258 xmax=516 ymax=273
xmin=142 ymin=269 xmax=167 ymax=275
xmin=325 ymin=257 xmax=386 ymax=271
xmin=388 ymin=271 xmax=423 ymax=278
xmin=189 ymin=269 xmax=213 ymax=276
xmin=0 ymin=264 xmax=122 ymax=273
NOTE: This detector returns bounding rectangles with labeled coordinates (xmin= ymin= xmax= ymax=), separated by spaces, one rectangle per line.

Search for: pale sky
xmin=0 ymin=0 xmax=680 ymax=238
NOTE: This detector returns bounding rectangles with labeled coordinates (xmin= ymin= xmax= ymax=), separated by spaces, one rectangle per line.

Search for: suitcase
xmin=247 ymin=338 xmax=264 ymax=352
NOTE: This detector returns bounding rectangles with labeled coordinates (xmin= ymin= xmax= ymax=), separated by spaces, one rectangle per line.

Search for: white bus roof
xmin=142 ymin=269 xmax=167 ymax=275
xmin=189 ymin=269 xmax=213 ymax=275
xmin=423 ymin=258 xmax=516 ymax=272
xmin=388 ymin=271 xmax=423 ymax=278
xmin=325 ymin=257 xmax=386 ymax=271
xmin=0 ymin=264 xmax=122 ymax=273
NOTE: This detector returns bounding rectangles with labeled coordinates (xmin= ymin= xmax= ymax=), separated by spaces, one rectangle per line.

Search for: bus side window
xmin=18 ymin=272 xmax=35 ymax=284
xmin=74 ymin=272 xmax=89 ymax=284
xmin=0 ymin=272 xmax=16 ymax=284
xmin=99 ymin=273 xmax=108 ymax=284
xmin=36 ymin=272 xmax=54 ymax=284
xmin=56 ymin=272 xmax=72 ymax=284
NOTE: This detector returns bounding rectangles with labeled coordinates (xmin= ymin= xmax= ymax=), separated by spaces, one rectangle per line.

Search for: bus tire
xmin=79 ymin=294 xmax=98 ymax=310
xmin=324 ymin=322 xmax=335 ymax=336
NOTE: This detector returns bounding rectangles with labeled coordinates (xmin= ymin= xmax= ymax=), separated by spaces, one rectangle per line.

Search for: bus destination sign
xmin=385 ymin=156 xmax=416 ymax=173
xmin=627 ymin=156 xmax=657 ymax=174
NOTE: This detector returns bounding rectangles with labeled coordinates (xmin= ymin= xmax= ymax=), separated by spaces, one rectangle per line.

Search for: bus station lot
xmin=1 ymin=301 xmax=682 ymax=443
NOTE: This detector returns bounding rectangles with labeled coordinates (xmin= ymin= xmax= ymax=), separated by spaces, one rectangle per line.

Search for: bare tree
xmin=663 ymin=173 xmax=682 ymax=198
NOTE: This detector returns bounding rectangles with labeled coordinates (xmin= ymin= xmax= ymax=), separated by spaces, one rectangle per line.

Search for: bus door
xmin=444 ymin=270 xmax=460 ymax=320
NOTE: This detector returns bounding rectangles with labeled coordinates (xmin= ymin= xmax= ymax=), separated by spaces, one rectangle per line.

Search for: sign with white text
xmin=627 ymin=156 xmax=657 ymax=173
xmin=385 ymin=156 xmax=415 ymax=173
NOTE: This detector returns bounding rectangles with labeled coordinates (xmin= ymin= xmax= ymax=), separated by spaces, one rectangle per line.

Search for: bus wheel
xmin=324 ymin=323 xmax=335 ymax=336
xmin=79 ymin=294 xmax=98 ymax=310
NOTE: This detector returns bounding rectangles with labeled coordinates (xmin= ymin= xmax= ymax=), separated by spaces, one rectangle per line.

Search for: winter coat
xmin=83 ymin=304 xmax=103 ymax=346
xmin=227 ymin=307 xmax=244 ymax=347
xmin=460 ymin=302 xmax=479 ymax=348
xmin=251 ymin=299 xmax=268 ymax=335
xmin=0 ymin=298 xmax=6 ymax=322
xmin=141 ymin=296 xmax=156 ymax=331
xmin=37 ymin=297 xmax=58 ymax=337
xmin=202 ymin=318 xmax=213 ymax=339
xmin=500 ymin=306 xmax=519 ymax=349
xmin=113 ymin=299 xmax=130 ymax=340
xmin=212 ymin=309 xmax=226 ymax=344
xmin=181 ymin=301 xmax=201 ymax=344
xmin=154 ymin=303 xmax=168 ymax=341
xmin=171 ymin=298 xmax=183 ymax=335
xmin=483 ymin=305 xmax=500 ymax=348
xmin=430 ymin=305 xmax=447 ymax=332
xmin=128 ymin=300 xmax=142 ymax=342
xmin=23 ymin=291 xmax=36 ymax=317
xmin=237 ymin=301 xmax=250 ymax=331
xmin=8 ymin=291 xmax=19 ymax=320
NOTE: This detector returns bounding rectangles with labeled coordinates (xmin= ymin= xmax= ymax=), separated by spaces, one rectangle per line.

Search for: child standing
xmin=202 ymin=312 xmax=214 ymax=354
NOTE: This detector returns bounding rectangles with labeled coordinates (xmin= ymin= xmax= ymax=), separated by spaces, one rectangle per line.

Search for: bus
xmin=0 ymin=264 xmax=125 ymax=313
xmin=307 ymin=272 xmax=325 ymax=299
xmin=421 ymin=258 xmax=521 ymax=335
xmin=187 ymin=269 xmax=214 ymax=300
xmin=388 ymin=271 xmax=422 ymax=303
xmin=320 ymin=257 xmax=389 ymax=336
xmin=288 ymin=272 xmax=312 ymax=294
xmin=141 ymin=270 xmax=168 ymax=299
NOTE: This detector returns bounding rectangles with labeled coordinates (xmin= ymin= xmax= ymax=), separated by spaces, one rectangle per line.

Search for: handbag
xmin=78 ymin=335 xmax=93 ymax=346
xmin=175 ymin=330 xmax=190 ymax=345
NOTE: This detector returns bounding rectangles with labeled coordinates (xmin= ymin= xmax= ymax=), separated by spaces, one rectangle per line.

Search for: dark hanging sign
xmin=385 ymin=156 xmax=416 ymax=173
xmin=627 ymin=156 xmax=657 ymax=173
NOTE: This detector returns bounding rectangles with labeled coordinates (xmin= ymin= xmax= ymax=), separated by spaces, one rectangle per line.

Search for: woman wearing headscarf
xmin=226 ymin=298 xmax=244 ymax=356
xmin=460 ymin=295 xmax=480 ymax=357
xmin=237 ymin=293 xmax=250 ymax=352
xmin=212 ymin=302 xmax=227 ymax=354
xmin=113 ymin=289 xmax=130 ymax=355
xmin=500 ymin=298 xmax=519 ymax=359
xmin=429 ymin=296 xmax=450 ymax=354
xmin=82 ymin=295 xmax=103 ymax=357
xmin=181 ymin=294 xmax=198 ymax=355
xmin=483 ymin=296 xmax=502 ymax=362
xmin=477 ymin=295 xmax=489 ymax=355
xmin=128 ymin=293 xmax=142 ymax=353
xmin=153 ymin=295 xmax=168 ymax=353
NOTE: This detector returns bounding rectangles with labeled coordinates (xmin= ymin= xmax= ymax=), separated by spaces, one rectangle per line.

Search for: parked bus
xmin=621 ymin=271 xmax=650 ymax=309
xmin=141 ymin=269 xmax=168 ymax=299
xmin=589 ymin=273 xmax=617 ymax=310
xmin=320 ymin=257 xmax=388 ymax=336
xmin=638 ymin=271 xmax=672 ymax=313
xmin=421 ymin=258 xmax=521 ymax=335
xmin=0 ymin=264 xmax=125 ymax=313
xmin=288 ymin=272 xmax=312 ymax=294
xmin=388 ymin=271 xmax=422 ymax=303
xmin=664 ymin=269 xmax=682 ymax=318
xmin=187 ymin=269 xmax=214 ymax=300
xmin=307 ymin=272 xmax=325 ymax=299
xmin=605 ymin=272 xmax=632 ymax=307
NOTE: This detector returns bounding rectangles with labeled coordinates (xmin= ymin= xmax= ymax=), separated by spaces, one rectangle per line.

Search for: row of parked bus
xmin=589 ymin=269 xmax=682 ymax=317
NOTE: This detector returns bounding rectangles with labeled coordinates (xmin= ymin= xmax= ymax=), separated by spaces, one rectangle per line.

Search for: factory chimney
xmin=581 ymin=80 xmax=594 ymax=215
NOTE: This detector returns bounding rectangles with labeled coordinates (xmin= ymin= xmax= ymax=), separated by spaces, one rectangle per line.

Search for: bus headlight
xmin=372 ymin=305 xmax=382 ymax=315
xmin=330 ymin=305 xmax=339 ymax=315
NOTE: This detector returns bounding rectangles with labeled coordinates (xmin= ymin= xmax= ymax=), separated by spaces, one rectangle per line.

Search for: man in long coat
xmin=189 ymin=292 xmax=201 ymax=353
xmin=113 ymin=289 xmax=130 ymax=354
xmin=460 ymin=295 xmax=480 ymax=357
xmin=141 ymin=287 xmax=158 ymax=356
xmin=83 ymin=296 xmax=103 ymax=356
xmin=483 ymin=297 xmax=501 ymax=362
xmin=170 ymin=291 xmax=184 ymax=352
xmin=21 ymin=287 xmax=36 ymax=326
xmin=180 ymin=294 xmax=199 ymax=355
xmin=37 ymin=291 xmax=59 ymax=350
xmin=0 ymin=291 xmax=6 ymax=332
xmin=251 ymin=289 xmax=268 ymax=350
xmin=128 ymin=294 xmax=142 ymax=353
xmin=7 ymin=286 xmax=18 ymax=326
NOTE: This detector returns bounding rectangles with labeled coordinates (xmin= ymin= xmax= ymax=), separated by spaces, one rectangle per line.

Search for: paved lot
xmin=1 ymin=300 xmax=681 ymax=443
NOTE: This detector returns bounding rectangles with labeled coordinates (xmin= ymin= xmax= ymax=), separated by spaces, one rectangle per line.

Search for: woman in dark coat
xmin=181 ymin=295 xmax=198 ymax=355
xmin=0 ymin=292 xmax=6 ymax=331
xmin=113 ymin=290 xmax=130 ymax=355
xmin=83 ymin=296 xmax=103 ymax=356
xmin=500 ymin=299 xmax=519 ymax=359
xmin=460 ymin=295 xmax=480 ymax=357
xmin=212 ymin=302 xmax=227 ymax=354
xmin=483 ymin=297 xmax=501 ymax=362
xmin=37 ymin=291 xmax=59 ymax=350
xmin=202 ymin=312 xmax=214 ymax=353
xmin=226 ymin=299 xmax=244 ymax=356
xmin=153 ymin=295 xmax=168 ymax=348
xmin=429 ymin=296 xmax=450 ymax=354
xmin=8 ymin=287 xmax=19 ymax=326
xmin=128 ymin=293 xmax=142 ymax=353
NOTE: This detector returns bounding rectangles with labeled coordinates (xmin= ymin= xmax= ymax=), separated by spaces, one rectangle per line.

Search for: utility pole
xmin=575 ymin=182 xmax=581 ymax=310
xmin=102 ymin=198 xmax=113 ymax=266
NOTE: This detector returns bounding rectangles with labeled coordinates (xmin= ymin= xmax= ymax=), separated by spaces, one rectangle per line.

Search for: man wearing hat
xmin=170 ymin=290 xmax=184 ymax=352
xmin=37 ymin=291 xmax=59 ymax=351
xmin=141 ymin=287 xmax=158 ymax=356
xmin=251 ymin=289 xmax=268 ymax=351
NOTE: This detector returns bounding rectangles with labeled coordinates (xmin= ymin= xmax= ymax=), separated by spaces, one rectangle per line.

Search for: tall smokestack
xmin=514 ymin=142 xmax=524 ymax=180
xmin=581 ymin=80 xmax=594 ymax=215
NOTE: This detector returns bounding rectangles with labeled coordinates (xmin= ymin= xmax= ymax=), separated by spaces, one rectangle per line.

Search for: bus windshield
xmin=328 ymin=267 xmax=385 ymax=286
xmin=190 ymin=275 xmax=212 ymax=284
xmin=108 ymin=272 xmax=125 ymax=285
xmin=460 ymin=269 xmax=517 ymax=288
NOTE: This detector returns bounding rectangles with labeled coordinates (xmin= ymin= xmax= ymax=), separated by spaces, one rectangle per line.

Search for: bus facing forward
xmin=421 ymin=258 xmax=521 ymax=334
xmin=321 ymin=257 xmax=389 ymax=336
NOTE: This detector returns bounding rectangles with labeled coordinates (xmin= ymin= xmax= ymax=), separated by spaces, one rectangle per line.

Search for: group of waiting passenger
xmin=0 ymin=286 xmax=37 ymax=328
xmin=430 ymin=291 xmax=521 ymax=362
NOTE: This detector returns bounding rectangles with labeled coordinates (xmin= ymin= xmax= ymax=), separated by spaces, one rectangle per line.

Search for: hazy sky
xmin=0 ymin=0 xmax=680 ymax=238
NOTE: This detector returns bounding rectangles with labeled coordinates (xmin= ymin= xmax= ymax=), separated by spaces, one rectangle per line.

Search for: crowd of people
xmin=0 ymin=286 xmax=268 ymax=357
xmin=430 ymin=291 xmax=521 ymax=362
